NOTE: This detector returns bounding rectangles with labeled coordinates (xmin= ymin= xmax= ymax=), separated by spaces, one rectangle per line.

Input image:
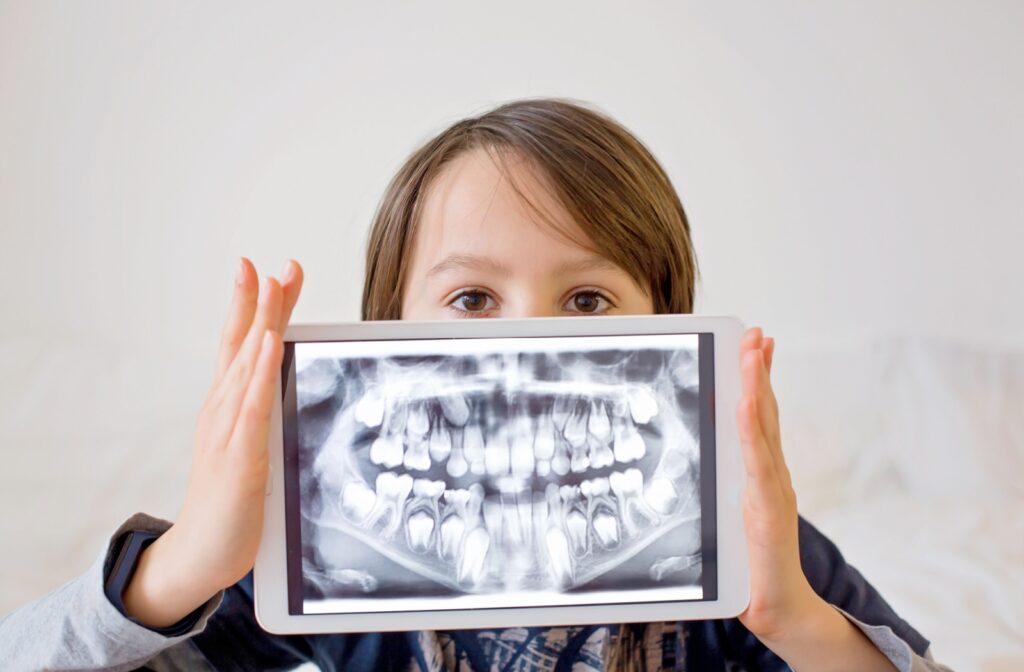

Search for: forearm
xmin=760 ymin=598 xmax=897 ymax=672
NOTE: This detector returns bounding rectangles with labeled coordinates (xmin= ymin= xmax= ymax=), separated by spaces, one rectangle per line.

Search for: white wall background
xmin=1 ymin=2 xmax=1022 ymax=669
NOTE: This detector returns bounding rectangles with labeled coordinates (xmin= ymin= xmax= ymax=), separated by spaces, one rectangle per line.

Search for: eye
xmin=449 ymin=290 xmax=497 ymax=315
xmin=564 ymin=290 xmax=613 ymax=314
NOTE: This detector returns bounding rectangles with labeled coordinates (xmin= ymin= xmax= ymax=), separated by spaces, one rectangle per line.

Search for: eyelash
xmin=446 ymin=288 xmax=616 ymax=317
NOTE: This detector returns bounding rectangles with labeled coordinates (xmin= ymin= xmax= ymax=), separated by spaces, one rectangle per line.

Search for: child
xmin=0 ymin=98 xmax=951 ymax=671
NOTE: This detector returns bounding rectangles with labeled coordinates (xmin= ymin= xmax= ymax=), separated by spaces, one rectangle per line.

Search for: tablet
xmin=255 ymin=315 xmax=748 ymax=633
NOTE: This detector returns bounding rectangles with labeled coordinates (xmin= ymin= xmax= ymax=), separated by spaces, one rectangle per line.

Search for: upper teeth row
xmin=359 ymin=388 xmax=659 ymax=478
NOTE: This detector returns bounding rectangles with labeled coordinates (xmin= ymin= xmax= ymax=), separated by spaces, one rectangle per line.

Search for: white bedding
xmin=1 ymin=335 xmax=1020 ymax=670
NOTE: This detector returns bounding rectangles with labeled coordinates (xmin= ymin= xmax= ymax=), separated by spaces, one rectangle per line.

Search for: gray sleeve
xmin=0 ymin=513 xmax=224 ymax=672
xmin=835 ymin=606 xmax=956 ymax=672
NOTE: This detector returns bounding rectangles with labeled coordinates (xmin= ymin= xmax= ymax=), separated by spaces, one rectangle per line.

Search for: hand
xmin=735 ymin=327 xmax=897 ymax=671
xmin=123 ymin=258 xmax=304 ymax=627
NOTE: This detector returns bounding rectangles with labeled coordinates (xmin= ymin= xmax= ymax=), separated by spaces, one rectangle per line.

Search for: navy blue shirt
xmin=169 ymin=517 xmax=930 ymax=671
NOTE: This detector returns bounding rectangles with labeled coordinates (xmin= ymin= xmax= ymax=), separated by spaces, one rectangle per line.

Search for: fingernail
xmin=235 ymin=258 xmax=247 ymax=285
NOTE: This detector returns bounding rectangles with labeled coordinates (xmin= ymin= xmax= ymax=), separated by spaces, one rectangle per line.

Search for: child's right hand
xmin=122 ymin=258 xmax=304 ymax=628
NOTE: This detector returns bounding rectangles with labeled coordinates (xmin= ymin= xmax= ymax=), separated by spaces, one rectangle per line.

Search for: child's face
xmin=401 ymin=148 xmax=655 ymax=320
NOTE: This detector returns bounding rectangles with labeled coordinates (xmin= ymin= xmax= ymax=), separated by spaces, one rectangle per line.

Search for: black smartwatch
xmin=104 ymin=530 xmax=205 ymax=636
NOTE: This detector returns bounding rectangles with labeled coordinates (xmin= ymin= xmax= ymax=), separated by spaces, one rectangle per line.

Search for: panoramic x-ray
xmin=288 ymin=334 xmax=705 ymax=614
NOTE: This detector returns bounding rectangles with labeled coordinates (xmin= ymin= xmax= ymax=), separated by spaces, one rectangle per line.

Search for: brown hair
xmin=361 ymin=97 xmax=699 ymax=320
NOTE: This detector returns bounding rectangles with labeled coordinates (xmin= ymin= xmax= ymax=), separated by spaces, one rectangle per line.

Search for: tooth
xmin=551 ymin=396 xmax=574 ymax=431
xmin=581 ymin=476 xmax=610 ymax=498
xmin=484 ymin=429 xmax=511 ymax=477
xmin=644 ymin=477 xmax=679 ymax=515
xmin=536 ymin=459 xmax=551 ymax=476
xmin=570 ymin=442 xmax=590 ymax=473
xmin=551 ymin=440 xmax=571 ymax=476
xmin=589 ymin=439 xmax=615 ymax=469
xmin=462 ymin=424 xmax=486 ymax=471
xmin=439 ymin=515 xmax=466 ymax=560
xmin=341 ymin=481 xmax=376 ymax=523
xmin=563 ymin=401 xmax=589 ymax=448
xmin=355 ymin=389 xmax=385 ymax=427
xmin=510 ymin=418 xmax=535 ymax=478
xmin=429 ymin=423 xmax=453 ymax=462
xmin=534 ymin=415 xmax=556 ymax=461
xmin=627 ymin=387 xmax=659 ymax=424
xmin=565 ymin=509 xmax=588 ymax=556
xmin=587 ymin=400 xmax=611 ymax=439
xmin=592 ymin=512 xmax=620 ymax=549
xmin=502 ymin=497 xmax=526 ymax=546
xmin=406 ymin=511 xmax=435 ymax=553
xmin=613 ymin=421 xmax=647 ymax=463
xmin=483 ymin=496 xmax=503 ymax=543
xmin=545 ymin=527 xmax=574 ymax=586
xmin=446 ymin=449 xmax=468 ymax=477
xmin=440 ymin=394 xmax=471 ymax=427
xmin=406 ymin=403 xmax=430 ymax=437
xmin=403 ymin=437 xmax=431 ymax=471
xmin=370 ymin=435 xmax=404 ymax=468
xmin=609 ymin=468 xmax=659 ymax=537
xmin=371 ymin=472 xmax=413 ymax=539
xmin=457 ymin=527 xmax=490 ymax=585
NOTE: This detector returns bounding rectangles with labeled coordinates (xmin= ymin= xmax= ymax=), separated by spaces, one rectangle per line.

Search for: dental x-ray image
xmin=284 ymin=334 xmax=709 ymax=615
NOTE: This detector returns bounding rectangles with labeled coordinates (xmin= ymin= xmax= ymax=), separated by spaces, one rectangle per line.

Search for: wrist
xmin=758 ymin=597 xmax=897 ymax=672
xmin=121 ymin=526 xmax=220 ymax=629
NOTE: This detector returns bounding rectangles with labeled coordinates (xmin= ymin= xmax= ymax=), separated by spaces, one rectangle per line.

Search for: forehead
xmin=410 ymin=148 xmax=596 ymax=271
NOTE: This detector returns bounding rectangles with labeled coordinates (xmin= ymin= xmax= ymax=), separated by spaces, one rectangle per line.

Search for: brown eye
xmin=567 ymin=291 xmax=610 ymax=314
xmin=452 ymin=291 xmax=495 ymax=313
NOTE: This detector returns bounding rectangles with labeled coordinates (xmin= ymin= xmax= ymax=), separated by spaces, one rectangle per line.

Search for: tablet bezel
xmin=255 ymin=314 xmax=749 ymax=634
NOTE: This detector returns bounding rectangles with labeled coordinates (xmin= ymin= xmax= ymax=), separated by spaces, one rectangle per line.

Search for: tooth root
xmin=457 ymin=528 xmax=490 ymax=586
xmin=440 ymin=394 xmax=471 ymax=427
xmin=563 ymin=401 xmax=589 ymax=448
xmin=627 ymin=387 xmax=659 ymax=424
xmin=484 ymin=430 xmax=511 ymax=477
xmin=502 ymin=499 xmax=525 ymax=546
xmin=545 ymin=527 xmax=574 ymax=587
xmin=370 ymin=435 xmax=404 ymax=468
xmin=407 ymin=403 xmax=430 ymax=437
xmin=429 ymin=424 xmax=452 ymax=462
xmin=483 ymin=497 xmax=503 ymax=542
xmin=644 ymin=477 xmax=680 ymax=515
xmin=355 ymin=390 xmax=385 ymax=427
xmin=587 ymin=400 xmax=611 ymax=439
xmin=403 ymin=438 xmax=431 ymax=472
xmin=406 ymin=511 xmax=435 ymax=553
xmin=439 ymin=515 xmax=466 ymax=561
xmin=592 ymin=512 xmax=620 ymax=549
xmin=565 ymin=509 xmax=589 ymax=557
xmin=341 ymin=481 xmax=376 ymax=523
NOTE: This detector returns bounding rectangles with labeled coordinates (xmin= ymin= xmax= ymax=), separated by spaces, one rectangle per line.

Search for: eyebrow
xmin=425 ymin=253 xmax=620 ymax=278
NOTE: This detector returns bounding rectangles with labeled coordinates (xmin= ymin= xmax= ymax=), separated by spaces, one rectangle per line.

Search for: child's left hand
xmin=735 ymin=328 xmax=899 ymax=670
xmin=735 ymin=327 xmax=823 ymax=640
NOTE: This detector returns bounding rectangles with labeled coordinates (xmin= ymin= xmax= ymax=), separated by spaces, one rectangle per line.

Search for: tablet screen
xmin=280 ymin=333 xmax=716 ymax=615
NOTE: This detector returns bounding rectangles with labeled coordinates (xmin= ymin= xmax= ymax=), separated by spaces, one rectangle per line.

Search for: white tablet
xmin=255 ymin=314 xmax=748 ymax=634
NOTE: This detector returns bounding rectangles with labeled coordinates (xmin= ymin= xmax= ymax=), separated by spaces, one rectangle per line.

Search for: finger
xmin=763 ymin=337 xmax=775 ymax=375
xmin=753 ymin=348 xmax=792 ymax=492
xmin=736 ymin=393 xmax=784 ymax=510
xmin=208 ymin=279 xmax=284 ymax=439
xmin=276 ymin=259 xmax=305 ymax=334
xmin=214 ymin=258 xmax=259 ymax=383
xmin=229 ymin=329 xmax=283 ymax=464
xmin=748 ymin=348 xmax=781 ymax=449
xmin=740 ymin=326 xmax=764 ymax=357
